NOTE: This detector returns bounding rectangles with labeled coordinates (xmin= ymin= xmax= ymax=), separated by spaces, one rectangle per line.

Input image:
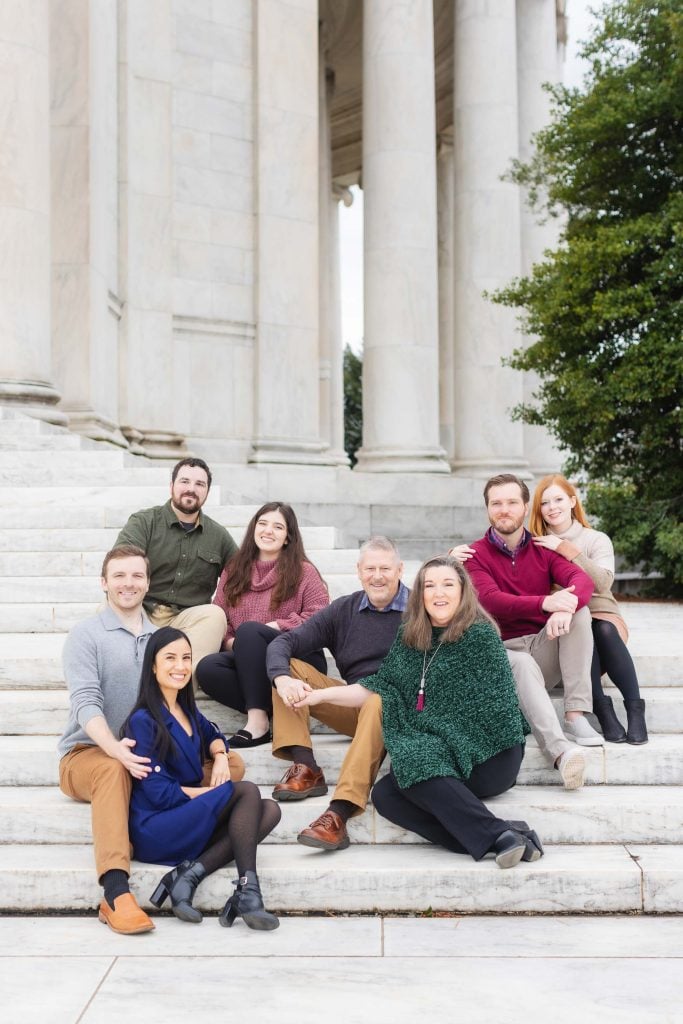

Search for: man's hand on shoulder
xmin=115 ymin=737 xmax=152 ymax=779
xmin=542 ymin=585 xmax=578 ymax=614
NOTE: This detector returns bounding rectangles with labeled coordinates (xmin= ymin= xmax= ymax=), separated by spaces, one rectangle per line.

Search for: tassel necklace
xmin=416 ymin=641 xmax=445 ymax=711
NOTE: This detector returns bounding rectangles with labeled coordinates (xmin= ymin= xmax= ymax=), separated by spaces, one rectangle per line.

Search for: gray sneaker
xmin=564 ymin=715 xmax=604 ymax=747
xmin=557 ymin=747 xmax=586 ymax=790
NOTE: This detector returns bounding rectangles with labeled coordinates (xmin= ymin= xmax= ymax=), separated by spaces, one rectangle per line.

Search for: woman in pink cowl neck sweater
xmin=196 ymin=502 xmax=329 ymax=748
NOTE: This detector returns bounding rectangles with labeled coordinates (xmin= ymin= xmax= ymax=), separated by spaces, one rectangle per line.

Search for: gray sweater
xmin=57 ymin=607 xmax=157 ymax=758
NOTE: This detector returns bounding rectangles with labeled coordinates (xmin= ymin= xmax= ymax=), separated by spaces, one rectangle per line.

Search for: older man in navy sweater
xmin=266 ymin=536 xmax=406 ymax=851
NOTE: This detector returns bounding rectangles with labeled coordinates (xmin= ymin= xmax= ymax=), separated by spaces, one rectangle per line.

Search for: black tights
xmin=198 ymin=781 xmax=281 ymax=877
xmin=590 ymin=619 xmax=641 ymax=702
xmin=196 ymin=621 xmax=327 ymax=712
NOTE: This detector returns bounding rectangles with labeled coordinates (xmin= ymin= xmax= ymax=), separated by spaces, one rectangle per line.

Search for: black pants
xmin=196 ymin=620 xmax=327 ymax=713
xmin=590 ymin=618 xmax=641 ymax=702
xmin=371 ymin=744 xmax=524 ymax=861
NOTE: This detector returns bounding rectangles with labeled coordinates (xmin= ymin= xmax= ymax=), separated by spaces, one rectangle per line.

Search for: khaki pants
xmin=504 ymin=606 xmax=593 ymax=714
xmin=59 ymin=744 xmax=245 ymax=881
xmin=272 ymin=659 xmax=386 ymax=814
xmin=148 ymin=604 xmax=227 ymax=676
xmin=506 ymin=650 xmax=575 ymax=765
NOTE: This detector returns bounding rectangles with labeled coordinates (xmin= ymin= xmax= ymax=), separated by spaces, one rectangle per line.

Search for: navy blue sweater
xmin=266 ymin=590 xmax=404 ymax=684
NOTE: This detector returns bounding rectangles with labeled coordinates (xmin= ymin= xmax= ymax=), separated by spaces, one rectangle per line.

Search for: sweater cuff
xmin=557 ymin=540 xmax=581 ymax=561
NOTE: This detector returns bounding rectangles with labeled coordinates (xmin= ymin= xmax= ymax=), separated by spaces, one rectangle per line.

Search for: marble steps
xmin=0 ymin=503 xmax=261 ymax=529
xmin=0 ymin=460 xmax=174 ymax=488
xmin=1 ymin=628 xmax=676 ymax=688
xmin=3 ymin=782 xmax=683 ymax=848
xmin=1 ymin=842 xmax=678 ymax=914
xmin=2 ymin=687 xmax=682 ymax=737
xmin=0 ymin=548 xmax=363 ymax=578
xmin=8 ymin=733 xmax=682 ymax=788
xmin=0 ymin=524 xmax=340 ymax=551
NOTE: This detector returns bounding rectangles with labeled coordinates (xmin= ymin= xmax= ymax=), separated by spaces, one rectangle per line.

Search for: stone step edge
xmin=3 ymin=784 xmax=682 ymax=847
xmin=0 ymin=843 xmax=666 ymax=913
xmin=1 ymin=734 xmax=681 ymax=788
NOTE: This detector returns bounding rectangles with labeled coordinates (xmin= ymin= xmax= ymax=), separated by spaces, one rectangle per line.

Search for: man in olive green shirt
xmin=116 ymin=458 xmax=237 ymax=671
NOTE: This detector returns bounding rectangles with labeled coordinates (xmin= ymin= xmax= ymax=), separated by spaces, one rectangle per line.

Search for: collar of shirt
xmin=358 ymin=580 xmax=409 ymax=613
xmin=486 ymin=525 xmax=532 ymax=558
xmin=100 ymin=605 xmax=156 ymax=637
xmin=162 ymin=499 xmax=204 ymax=531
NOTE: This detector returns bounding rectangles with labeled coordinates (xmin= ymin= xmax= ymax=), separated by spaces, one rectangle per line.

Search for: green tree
xmin=343 ymin=344 xmax=363 ymax=466
xmin=494 ymin=0 xmax=683 ymax=594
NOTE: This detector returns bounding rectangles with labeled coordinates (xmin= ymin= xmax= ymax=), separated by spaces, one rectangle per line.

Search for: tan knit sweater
xmin=554 ymin=520 xmax=628 ymax=642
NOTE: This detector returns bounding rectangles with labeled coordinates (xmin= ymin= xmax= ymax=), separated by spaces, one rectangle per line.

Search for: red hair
xmin=529 ymin=474 xmax=591 ymax=536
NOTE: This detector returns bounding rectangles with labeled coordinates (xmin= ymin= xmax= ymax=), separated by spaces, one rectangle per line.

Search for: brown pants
xmin=59 ymin=744 xmax=245 ymax=880
xmin=271 ymin=659 xmax=386 ymax=814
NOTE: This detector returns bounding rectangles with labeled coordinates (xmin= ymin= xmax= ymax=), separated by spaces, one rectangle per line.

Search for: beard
xmin=491 ymin=514 xmax=525 ymax=535
xmin=173 ymin=491 xmax=202 ymax=514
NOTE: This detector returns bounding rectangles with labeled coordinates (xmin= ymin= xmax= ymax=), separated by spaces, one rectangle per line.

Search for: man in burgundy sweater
xmin=459 ymin=473 xmax=603 ymax=747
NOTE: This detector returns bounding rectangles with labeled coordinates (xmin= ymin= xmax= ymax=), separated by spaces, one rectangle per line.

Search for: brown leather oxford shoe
xmin=297 ymin=810 xmax=350 ymax=851
xmin=272 ymin=763 xmax=328 ymax=801
xmin=98 ymin=893 xmax=155 ymax=934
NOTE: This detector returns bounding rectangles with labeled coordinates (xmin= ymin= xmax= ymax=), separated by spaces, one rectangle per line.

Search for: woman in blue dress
xmin=123 ymin=627 xmax=280 ymax=929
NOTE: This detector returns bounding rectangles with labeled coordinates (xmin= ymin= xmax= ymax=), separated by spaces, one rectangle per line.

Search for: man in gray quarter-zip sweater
xmin=57 ymin=543 xmax=244 ymax=934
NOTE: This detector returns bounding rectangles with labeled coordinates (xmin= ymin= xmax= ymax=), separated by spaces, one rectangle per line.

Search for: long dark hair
xmin=121 ymin=627 xmax=203 ymax=762
xmin=222 ymin=501 xmax=324 ymax=610
xmin=402 ymin=556 xmax=498 ymax=651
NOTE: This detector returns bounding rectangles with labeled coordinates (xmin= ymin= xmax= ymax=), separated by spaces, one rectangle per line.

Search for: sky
xmin=339 ymin=0 xmax=603 ymax=353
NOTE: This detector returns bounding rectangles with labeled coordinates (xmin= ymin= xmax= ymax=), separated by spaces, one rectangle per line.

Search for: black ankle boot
xmin=218 ymin=870 xmax=279 ymax=930
xmin=150 ymin=860 xmax=207 ymax=923
xmin=624 ymin=698 xmax=648 ymax=744
xmin=592 ymin=696 xmax=627 ymax=743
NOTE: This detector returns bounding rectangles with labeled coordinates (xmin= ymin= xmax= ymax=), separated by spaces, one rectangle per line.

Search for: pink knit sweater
xmin=212 ymin=559 xmax=329 ymax=646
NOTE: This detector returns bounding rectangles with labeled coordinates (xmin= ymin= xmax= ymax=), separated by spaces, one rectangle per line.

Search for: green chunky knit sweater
xmin=358 ymin=620 xmax=529 ymax=790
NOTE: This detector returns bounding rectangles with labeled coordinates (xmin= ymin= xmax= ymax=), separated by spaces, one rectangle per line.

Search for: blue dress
xmin=127 ymin=707 xmax=235 ymax=865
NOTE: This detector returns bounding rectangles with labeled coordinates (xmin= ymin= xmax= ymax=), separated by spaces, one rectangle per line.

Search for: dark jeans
xmin=196 ymin=620 xmax=327 ymax=713
xmin=590 ymin=618 xmax=641 ymax=702
xmin=371 ymin=744 xmax=524 ymax=861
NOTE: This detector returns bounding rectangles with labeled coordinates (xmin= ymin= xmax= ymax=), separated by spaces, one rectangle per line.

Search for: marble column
xmin=50 ymin=0 xmax=126 ymax=446
xmin=451 ymin=0 xmax=528 ymax=477
xmin=117 ymin=0 xmax=185 ymax=457
xmin=517 ymin=0 xmax=562 ymax=477
xmin=250 ymin=0 xmax=329 ymax=465
xmin=0 ymin=2 xmax=64 ymax=423
xmin=355 ymin=0 xmax=449 ymax=474
xmin=318 ymin=48 xmax=349 ymax=467
xmin=437 ymin=130 xmax=455 ymax=463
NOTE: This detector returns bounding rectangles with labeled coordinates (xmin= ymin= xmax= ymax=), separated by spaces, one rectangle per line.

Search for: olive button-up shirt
xmin=116 ymin=500 xmax=238 ymax=612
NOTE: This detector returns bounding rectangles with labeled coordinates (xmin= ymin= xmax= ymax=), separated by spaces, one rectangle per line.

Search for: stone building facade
xmin=0 ymin=0 xmax=565 ymax=482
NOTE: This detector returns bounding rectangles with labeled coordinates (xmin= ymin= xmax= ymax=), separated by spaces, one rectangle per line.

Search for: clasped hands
xmin=274 ymin=675 xmax=321 ymax=710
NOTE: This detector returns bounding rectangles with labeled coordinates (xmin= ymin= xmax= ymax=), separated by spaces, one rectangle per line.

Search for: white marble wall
xmin=451 ymin=0 xmax=527 ymax=477
xmin=357 ymin=0 xmax=449 ymax=474
xmin=0 ymin=1 xmax=564 ymax=477
xmin=118 ymin=0 xmax=183 ymax=457
xmin=171 ymin=0 xmax=256 ymax=461
xmin=50 ymin=0 xmax=124 ymax=446
xmin=517 ymin=0 xmax=561 ymax=478
xmin=0 ymin=1 xmax=63 ymax=423
xmin=250 ymin=0 xmax=328 ymax=465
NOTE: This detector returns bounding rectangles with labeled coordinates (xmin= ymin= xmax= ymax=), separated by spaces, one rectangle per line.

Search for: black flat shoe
xmin=228 ymin=728 xmax=272 ymax=748
xmin=492 ymin=830 xmax=527 ymax=869
xmin=506 ymin=820 xmax=544 ymax=861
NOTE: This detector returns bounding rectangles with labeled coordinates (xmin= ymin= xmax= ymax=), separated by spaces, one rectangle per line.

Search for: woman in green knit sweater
xmin=292 ymin=556 xmax=543 ymax=868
